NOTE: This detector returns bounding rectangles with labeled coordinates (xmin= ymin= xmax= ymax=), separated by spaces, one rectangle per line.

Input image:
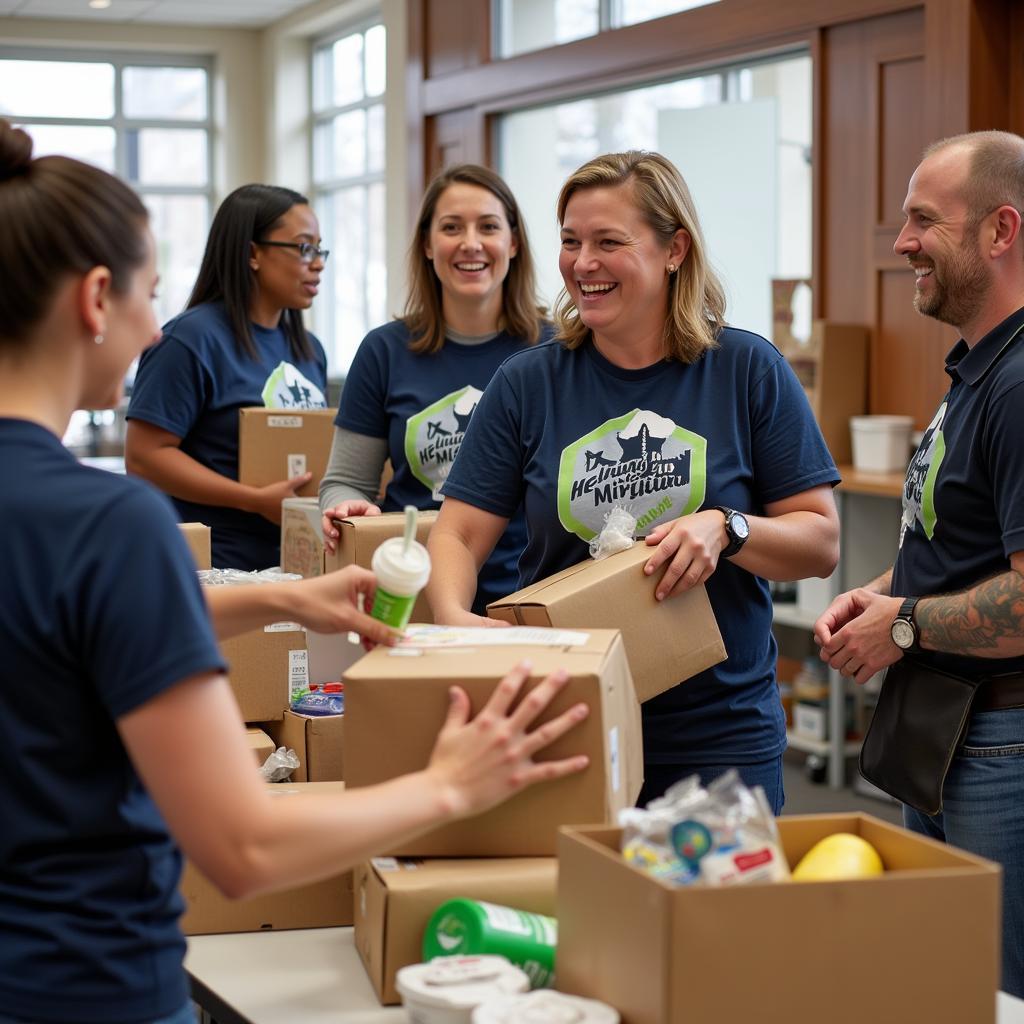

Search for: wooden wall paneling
xmin=425 ymin=0 xmax=489 ymax=79
xmin=424 ymin=108 xmax=488 ymax=180
xmin=966 ymin=0 xmax=1010 ymax=129
xmin=1011 ymin=3 xmax=1024 ymax=135
xmin=406 ymin=0 xmax=427 ymax=224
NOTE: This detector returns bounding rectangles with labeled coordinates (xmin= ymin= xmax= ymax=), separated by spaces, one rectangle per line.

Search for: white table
xmin=186 ymin=926 xmax=1024 ymax=1024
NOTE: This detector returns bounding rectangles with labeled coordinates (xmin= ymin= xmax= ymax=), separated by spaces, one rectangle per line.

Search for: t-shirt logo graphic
xmin=900 ymin=401 xmax=946 ymax=547
xmin=261 ymin=360 xmax=327 ymax=409
xmin=558 ymin=409 xmax=707 ymax=541
xmin=405 ymin=386 xmax=484 ymax=500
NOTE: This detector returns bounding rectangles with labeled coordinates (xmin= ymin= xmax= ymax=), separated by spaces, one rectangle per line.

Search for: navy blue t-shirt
xmin=893 ymin=306 xmax=1024 ymax=677
xmin=443 ymin=332 xmax=839 ymax=764
xmin=0 ymin=419 xmax=225 ymax=1023
xmin=127 ymin=301 xmax=328 ymax=571
xmin=337 ymin=319 xmax=542 ymax=610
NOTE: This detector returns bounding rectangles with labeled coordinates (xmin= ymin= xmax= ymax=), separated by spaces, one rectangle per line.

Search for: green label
xmin=370 ymin=587 xmax=416 ymax=630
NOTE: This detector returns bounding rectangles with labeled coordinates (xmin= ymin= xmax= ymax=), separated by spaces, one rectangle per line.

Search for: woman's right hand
xmin=248 ymin=473 xmax=314 ymax=525
xmin=321 ymin=500 xmax=383 ymax=552
xmin=425 ymin=661 xmax=590 ymax=821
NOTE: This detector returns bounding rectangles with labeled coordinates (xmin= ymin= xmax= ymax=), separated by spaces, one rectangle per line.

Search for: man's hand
xmin=814 ymin=588 xmax=903 ymax=684
xmin=643 ymin=510 xmax=726 ymax=600
xmin=424 ymin=661 xmax=590 ymax=820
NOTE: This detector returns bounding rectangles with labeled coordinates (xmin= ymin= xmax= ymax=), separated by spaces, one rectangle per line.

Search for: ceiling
xmin=0 ymin=0 xmax=323 ymax=28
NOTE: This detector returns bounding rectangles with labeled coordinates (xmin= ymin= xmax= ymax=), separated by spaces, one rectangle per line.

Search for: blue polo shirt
xmin=893 ymin=305 xmax=1024 ymax=677
xmin=128 ymin=301 xmax=328 ymax=571
xmin=0 ymin=418 xmax=225 ymax=1023
xmin=443 ymin=332 xmax=839 ymax=765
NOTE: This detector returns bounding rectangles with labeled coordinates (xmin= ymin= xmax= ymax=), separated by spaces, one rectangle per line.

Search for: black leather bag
xmin=859 ymin=657 xmax=985 ymax=816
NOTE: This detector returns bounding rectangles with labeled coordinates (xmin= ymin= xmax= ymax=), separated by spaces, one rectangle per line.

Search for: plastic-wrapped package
xmin=619 ymin=769 xmax=789 ymax=887
xmin=197 ymin=567 xmax=301 ymax=586
xmin=290 ymin=682 xmax=344 ymax=716
xmin=588 ymin=506 xmax=637 ymax=561
xmin=258 ymin=746 xmax=300 ymax=782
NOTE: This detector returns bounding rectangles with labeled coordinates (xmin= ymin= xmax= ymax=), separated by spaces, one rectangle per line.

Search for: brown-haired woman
xmin=428 ymin=150 xmax=841 ymax=807
xmin=319 ymin=163 xmax=547 ymax=615
xmin=0 ymin=120 xmax=588 ymax=1024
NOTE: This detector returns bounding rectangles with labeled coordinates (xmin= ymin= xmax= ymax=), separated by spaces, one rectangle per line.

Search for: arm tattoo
xmin=917 ymin=570 xmax=1024 ymax=658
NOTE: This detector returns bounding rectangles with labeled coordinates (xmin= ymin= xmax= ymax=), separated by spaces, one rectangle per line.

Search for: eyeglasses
xmin=256 ymin=241 xmax=330 ymax=264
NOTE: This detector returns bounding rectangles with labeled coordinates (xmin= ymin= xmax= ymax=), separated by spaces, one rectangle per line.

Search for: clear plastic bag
xmin=588 ymin=506 xmax=637 ymax=561
xmin=259 ymin=746 xmax=300 ymax=782
xmin=197 ymin=567 xmax=301 ymax=586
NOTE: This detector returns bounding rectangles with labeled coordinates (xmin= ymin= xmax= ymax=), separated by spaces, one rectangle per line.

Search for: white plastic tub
xmin=849 ymin=415 xmax=914 ymax=473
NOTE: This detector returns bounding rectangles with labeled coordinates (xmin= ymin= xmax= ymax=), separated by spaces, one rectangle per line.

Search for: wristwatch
xmin=890 ymin=597 xmax=920 ymax=652
xmin=715 ymin=506 xmax=750 ymax=559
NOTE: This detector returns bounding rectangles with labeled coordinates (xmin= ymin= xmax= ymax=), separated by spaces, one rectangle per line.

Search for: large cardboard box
xmin=488 ymin=545 xmax=725 ymax=703
xmin=557 ymin=814 xmax=1001 ymax=1024
xmin=281 ymin=497 xmax=325 ymax=577
xmin=179 ymin=782 xmax=353 ymax=935
xmin=178 ymin=522 xmax=211 ymax=570
xmin=264 ymin=709 xmax=344 ymax=782
xmin=344 ymin=628 xmax=642 ymax=857
xmin=354 ymin=856 xmax=557 ymax=1005
xmin=220 ymin=624 xmax=306 ymax=722
xmin=324 ymin=510 xmax=438 ymax=624
xmin=237 ymin=407 xmax=335 ymax=499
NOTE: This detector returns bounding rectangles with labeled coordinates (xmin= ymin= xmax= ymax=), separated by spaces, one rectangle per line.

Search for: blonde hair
xmin=403 ymin=164 xmax=545 ymax=355
xmin=554 ymin=150 xmax=726 ymax=363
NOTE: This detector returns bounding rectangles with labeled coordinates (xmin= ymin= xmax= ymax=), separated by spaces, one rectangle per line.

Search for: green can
xmin=422 ymin=899 xmax=557 ymax=990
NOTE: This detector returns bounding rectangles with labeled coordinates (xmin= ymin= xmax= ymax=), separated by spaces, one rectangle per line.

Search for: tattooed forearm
xmin=917 ymin=570 xmax=1024 ymax=658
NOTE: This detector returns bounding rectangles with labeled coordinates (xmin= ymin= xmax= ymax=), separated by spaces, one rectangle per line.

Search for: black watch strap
xmin=715 ymin=506 xmax=748 ymax=559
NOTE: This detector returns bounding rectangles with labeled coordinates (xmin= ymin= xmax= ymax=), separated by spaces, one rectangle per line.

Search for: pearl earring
xmin=667 ymin=264 xmax=676 ymax=274
xmin=94 ymin=334 xmax=105 ymax=345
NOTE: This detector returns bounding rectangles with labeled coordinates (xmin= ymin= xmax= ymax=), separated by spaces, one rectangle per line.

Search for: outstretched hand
xmin=289 ymin=566 xmax=399 ymax=648
xmin=425 ymin=661 xmax=590 ymax=820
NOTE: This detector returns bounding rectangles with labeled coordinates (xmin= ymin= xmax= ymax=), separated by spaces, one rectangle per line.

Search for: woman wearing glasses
xmin=126 ymin=184 xmax=330 ymax=570
xmin=319 ymin=164 xmax=545 ymax=614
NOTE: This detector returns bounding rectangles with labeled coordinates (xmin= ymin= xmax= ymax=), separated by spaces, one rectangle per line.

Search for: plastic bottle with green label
xmin=422 ymin=899 xmax=558 ymax=990
xmin=370 ymin=505 xmax=431 ymax=630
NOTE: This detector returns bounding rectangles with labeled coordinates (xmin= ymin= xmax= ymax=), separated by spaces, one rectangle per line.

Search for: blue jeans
xmin=637 ymin=756 xmax=785 ymax=813
xmin=903 ymin=708 xmax=1024 ymax=999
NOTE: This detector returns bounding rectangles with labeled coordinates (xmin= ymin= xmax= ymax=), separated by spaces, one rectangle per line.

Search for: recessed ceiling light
xmin=89 ymin=0 xmax=112 ymax=8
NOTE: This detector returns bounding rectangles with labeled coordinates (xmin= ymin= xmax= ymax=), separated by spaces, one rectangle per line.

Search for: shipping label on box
xmin=354 ymin=856 xmax=557 ymax=1004
xmin=264 ymin=709 xmax=344 ymax=782
xmin=556 ymin=814 xmax=1000 ymax=1024
xmin=281 ymin=497 xmax=326 ymax=577
xmin=178 ymin=522 xmax=212 ymax=571
xmin=488 ymin=545 xmax=726 ymax=703
xmin=180 ymin=782 xmax=353 ymax=935
xmin=324 ymin=510 xmax=438 ymax=624
xmin=343 ymin=628 xmax=641 ymax=857
xmin=219 ymin=624 xmax=306 ymax=722
xmin=237 ymin=407 xmax=335 ymax=498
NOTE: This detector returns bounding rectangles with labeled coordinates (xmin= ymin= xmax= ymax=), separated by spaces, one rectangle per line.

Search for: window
xmin=499 ymin=54 xmax=812 ymax=343
xmin=0 ymin=52 xmax=214 ymax=328
xmin=495 ymin=0 xmax=721 ymax=58
xmin=311 ymin=22 xmax=388 ymax=376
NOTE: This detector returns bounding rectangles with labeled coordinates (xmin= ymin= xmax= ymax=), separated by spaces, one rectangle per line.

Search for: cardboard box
xmin=324 ymin=510 xmax=438 ymax=624
xmin=220 ymin=624 xmax=307 ymax=722
xmin=237 ymin=407 xmax=335 ymax=499
xmin=557 ymin=814 xmax=1000 ymax=1024
xmin=178 ymin=522 xmax=211 ymax=570
xmin=343 ymin=628 xmax=642 ymax=857
xmin=179 ymin=782 xmax=354 ymax=935
xmin=245 ymin=727 xmax=275 ymax=767
xmin=264 ymin=709 xmax=344 ymax=782
xmin=354 ymin=856 xmax=557 ymax=1004
xmin=488 ymin=545 xmax=725 ymax=703
xmin=281 ymin=497 xmax=325 ymax=577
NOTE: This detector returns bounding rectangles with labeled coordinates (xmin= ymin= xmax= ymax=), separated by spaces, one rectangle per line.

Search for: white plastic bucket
xmin=849 ymin=415 xmax=914 ymax=473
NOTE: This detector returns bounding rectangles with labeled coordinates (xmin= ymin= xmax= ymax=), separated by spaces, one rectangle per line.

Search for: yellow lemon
xmin=791 ymin=833 xmax=884 ymax=881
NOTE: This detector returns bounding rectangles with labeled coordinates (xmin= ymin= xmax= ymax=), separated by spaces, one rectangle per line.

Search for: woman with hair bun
xmin=319 ymin=164 xmax=547 ymax=614
xmin=429 ymin=150 xmax=841 ymax=807
xmin=126 ymin=183 xmax=330 ymax=570
xmin=0 ymin=119 xmax=588 ymax=1024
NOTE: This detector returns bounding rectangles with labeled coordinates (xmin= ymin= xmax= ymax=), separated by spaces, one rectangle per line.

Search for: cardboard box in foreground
xmin=178 ymin=522 xmax=211 ymax=571
xmin=344 ymin=628 xmax=641 ymax=857
xmin=324 ymin=510 xmax=438 ymax=624
xmin=237 ymin=407 xmax=335 ymax=499
xmin=354 ymin=856 xmax=557 ymax=1005
xmin=557 ymin=813 xmax=1000 ymax=1024
xmin=264 ymin=709 xmax=344 ymax=782
xmin=179 ymin=782 xmax=353 ymax=935
xmin=488 ymin=545 xmax=726 ymax=702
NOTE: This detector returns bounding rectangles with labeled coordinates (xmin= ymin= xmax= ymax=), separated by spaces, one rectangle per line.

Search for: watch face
xmin=891 ymin=618 xmax=916 ymax=649
xmin=731 ymin=513 xmax=750 ymax=540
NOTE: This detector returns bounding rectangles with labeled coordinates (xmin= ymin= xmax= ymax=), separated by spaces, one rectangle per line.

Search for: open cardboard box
xmin=354 ymin=856 xmax=556 ymax=1004
xmin=264 ymin=709 xmax=344 ymax=782
xmin=237 ymin=407 xmax=335 ymax=499
xmin=488 ymin=545 xmax=725 ymax=702
xmin=343 ymin=628 xmax=641 ymax=856
xmin=557 ymin=813 xmax=1001 ymax=1024
xmin=179 ymin=782 xmax=353 ymax=935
